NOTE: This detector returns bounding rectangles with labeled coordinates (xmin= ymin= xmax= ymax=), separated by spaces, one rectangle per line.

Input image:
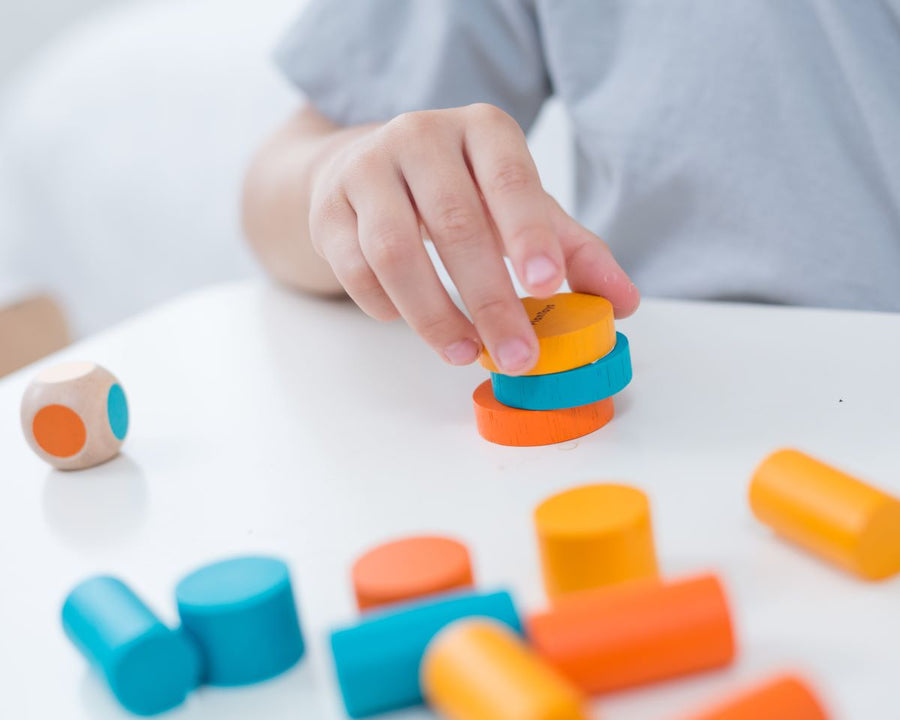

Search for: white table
xmin=2 ymin=281 xmax=899 ymax=719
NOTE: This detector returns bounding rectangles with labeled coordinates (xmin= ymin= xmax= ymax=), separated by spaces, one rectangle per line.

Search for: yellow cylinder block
xmin=479 ymin=293 xmax=616 ymax=376
xmin=750 ymin=449 xmax=900 ymax=580
xmin=535 ymin=484 xmax=659 ymax=599
xmin=421 ymin=619 xmax=589 ymax=720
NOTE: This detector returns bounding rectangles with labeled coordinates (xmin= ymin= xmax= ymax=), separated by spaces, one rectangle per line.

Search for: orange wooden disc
xmin=472 ymin=380 xmax=614 ymax=447
xmin=351 ymin=536 xmax=474 ymax=611
xmin=32 ymin=404 xmax=86 ymax=458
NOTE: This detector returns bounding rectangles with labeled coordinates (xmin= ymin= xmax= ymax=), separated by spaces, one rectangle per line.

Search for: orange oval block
xmin=479 ymin=293 xmax=616 ymax=376
xmin=750 ymin=449 xmax=900 ymax=580
xmin=535 ymin=484 xmax=658 ymax=599
xmin=352 ymin=536 xmax=474 ymax=611
xmin=527 ymin=574 xmax=736 ymax=694
xmin=684 ymin=674 xmax=829 ymax=720
xmin=473 ymin=381 xmax=614 ymax=447
xmin=421 ymin=619 xmax=588 ymax=720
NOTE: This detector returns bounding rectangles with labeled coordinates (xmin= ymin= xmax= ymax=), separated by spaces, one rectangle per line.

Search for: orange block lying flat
xmin=750 ymin=449 xmax=900 ymax=580
xmin=421 ymin=619 xmax=588 ymax=720
xmin=535 ymin=484 xmax=658 ymax=600
xmin=527 ymin=574 xmax=736 ymax=694
xmin=683 ymin=674 xmax=829 ymax=720
xmin=479 ymin=293 xmax=616 ymax=376
xmin=351 ymin=536 xmax=474 ymax=611
xmin=473 ymin=381 xmax=614 ymax=447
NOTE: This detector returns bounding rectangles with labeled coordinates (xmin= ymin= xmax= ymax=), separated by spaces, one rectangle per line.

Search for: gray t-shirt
xmin=276 ymin=0 xmax=900 ymax=311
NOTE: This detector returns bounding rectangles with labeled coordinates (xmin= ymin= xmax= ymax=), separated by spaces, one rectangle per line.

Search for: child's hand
xmin=306 ymin=104 xmax=639 ymax=374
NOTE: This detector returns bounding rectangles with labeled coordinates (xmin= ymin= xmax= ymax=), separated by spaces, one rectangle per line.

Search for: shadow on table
xmin=42 ymin=455 xmax=148 ymax=549
xmin=614 ymin=389 xmax=635 ymax=418
xmin=79 ymin=656 xmax=336 ymax=719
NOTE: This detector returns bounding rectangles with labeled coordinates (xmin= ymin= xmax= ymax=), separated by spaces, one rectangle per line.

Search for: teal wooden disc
xmin=491 ymin=332 xmax=632 ymax=410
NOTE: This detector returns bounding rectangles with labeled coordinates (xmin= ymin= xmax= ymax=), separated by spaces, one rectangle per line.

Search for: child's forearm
xmin=242 ymin=105 xmax=372 ymax=294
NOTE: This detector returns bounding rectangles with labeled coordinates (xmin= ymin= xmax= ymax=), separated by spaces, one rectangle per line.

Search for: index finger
xmin=462 ymin=104 xmax=565 ymax=298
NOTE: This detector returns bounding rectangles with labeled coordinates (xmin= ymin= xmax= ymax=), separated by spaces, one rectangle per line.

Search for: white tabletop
xmin=2 ymin=281 xmax=900 ymax=720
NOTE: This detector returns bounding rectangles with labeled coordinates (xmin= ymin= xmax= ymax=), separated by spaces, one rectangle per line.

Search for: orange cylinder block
xmin=750 ymin=449 xmax=900 ymax=580
xmin=534 ymin=484 xmax=658 ymax=599
xmin=479 ymin=293 xmax=616 ymax=376
xmin=421 ymin=619 xmax=589 ymax=720
xmin=683 ymin=674 xmax=829 ymax=720
xmin=526 ymin=574 xmax=736 ymax=694
xmin=351 ymin=536 xmax=474 ymax=611
xmin=473 ymin=381 xmax=614 ymax=447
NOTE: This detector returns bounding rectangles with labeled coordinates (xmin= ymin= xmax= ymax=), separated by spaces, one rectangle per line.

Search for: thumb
xmin=549 ymin=199 xmax=640 ymax=318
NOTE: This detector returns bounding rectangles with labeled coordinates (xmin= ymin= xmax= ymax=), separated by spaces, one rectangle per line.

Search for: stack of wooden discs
xmin=472 ymin=293 xmax=632 ymax=446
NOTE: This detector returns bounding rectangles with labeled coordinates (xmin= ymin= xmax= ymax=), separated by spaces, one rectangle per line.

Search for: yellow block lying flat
xmin=421 ymin=619 xmax=588 ymax=720
xmin=750 ymin=449 xmax=900 ymax=580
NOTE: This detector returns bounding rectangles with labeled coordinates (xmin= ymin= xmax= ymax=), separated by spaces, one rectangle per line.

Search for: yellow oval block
xmin=480 ymin=293 xmax=616 ymax=375
xmin=535 ymin=484 xmax=659 ymax=600
xmin=750 ymin=449 xmax=900 ymax=580
xmin=421 ymin=619 xmax=588 ymax=720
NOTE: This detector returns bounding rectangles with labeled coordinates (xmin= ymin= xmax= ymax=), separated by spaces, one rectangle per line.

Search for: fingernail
xmin=443 ymin=338 xmax=480 ymax=366
xmin=496 ymin=337 xmax=533 ymax=373
xmin=524 ymin=255 xmax=559 ymax=287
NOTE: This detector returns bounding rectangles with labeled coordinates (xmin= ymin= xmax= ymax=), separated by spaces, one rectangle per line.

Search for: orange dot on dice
xmin=352 ymin=536 xmax=474 ymax=611
xmin=32 ymin=405 xmax=87 ymax=458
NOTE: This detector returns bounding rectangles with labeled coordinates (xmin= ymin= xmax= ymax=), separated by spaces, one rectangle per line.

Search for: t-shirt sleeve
xmin=274 ymin=0 xmax=551 ymax=133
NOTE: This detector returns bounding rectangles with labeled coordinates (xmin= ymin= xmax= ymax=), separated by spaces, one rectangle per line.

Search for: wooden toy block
xmin=330 ymin=589 xmax=521 ymax=718
xmin=683 ymin=674 xmax=829 ymax=720
xmin=421 ymin=618 xmax=588 ymax=720
xmin=749 ymin=449 xmax=900 ymax=580
xmin=491 ymin=332 xmax=632 ymax=410
xmin=352 ymin=536 xmax=474 ymax=611
xmin=175 ymin=556 xmax=305 ymax=686
xmin=20 ymin=361 xmax=128 ymax=470
xmin=535 ymin=484 xmax=658 ymax=599
xmin=479 ymin=293 xmax=616 ymax=376
xmin=473 ymin=380 xmax=614 ymax=446
xmin=62 ymin=576 xmax=200 ymax=716
xmin=526 ymin=574 xmax=736 ymax=694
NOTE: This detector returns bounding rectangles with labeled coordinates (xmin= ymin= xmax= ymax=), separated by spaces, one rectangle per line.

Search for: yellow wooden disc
xmin=479 ymin=293 xmax=616 ymax=375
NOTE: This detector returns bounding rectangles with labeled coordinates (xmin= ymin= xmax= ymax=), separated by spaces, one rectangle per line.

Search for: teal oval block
xmin=106 ymin=383 xmax=129 ymax=440
xmin=491 ymin=332 xmax=633 ymax=410
xmin=175 ymin=556 xmax=305 ymax=686
xmin=61 ymin=576 xmax=200 ymax=716
xmin=330 ymin=589 xmax=521 ymax=718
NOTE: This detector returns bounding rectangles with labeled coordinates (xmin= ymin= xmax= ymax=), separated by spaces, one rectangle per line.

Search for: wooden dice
xmin=21 ymin=361 xmax=129 ymax=470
